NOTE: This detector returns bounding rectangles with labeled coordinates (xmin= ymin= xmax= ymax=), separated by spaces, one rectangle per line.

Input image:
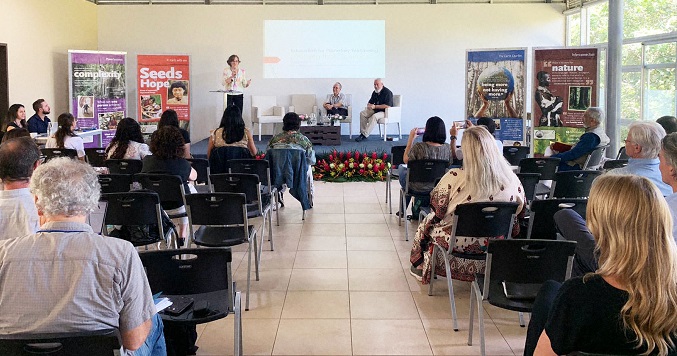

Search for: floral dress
xmin=409 ymin=168 xmax=525 ymax=284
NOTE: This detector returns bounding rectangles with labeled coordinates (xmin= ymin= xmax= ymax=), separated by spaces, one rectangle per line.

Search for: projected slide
xmin=264 ymin=20 xmax=385 ymax=79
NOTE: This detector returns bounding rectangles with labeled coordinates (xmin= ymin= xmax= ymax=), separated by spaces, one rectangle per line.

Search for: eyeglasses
xmin=624 ymin=138 xmax=637 ymax=145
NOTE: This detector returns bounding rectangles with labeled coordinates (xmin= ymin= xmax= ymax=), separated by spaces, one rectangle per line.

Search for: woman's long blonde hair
xmin=460 ymin=126 xmax=515 ymax=199
xmin=587 ymin=174 xmax=677 ymax=355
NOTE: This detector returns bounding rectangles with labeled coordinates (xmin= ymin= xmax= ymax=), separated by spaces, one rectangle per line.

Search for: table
xmin=34 ymin=129 xmax=103 ymax=148
xmin=300 ymin=123 xmax=341 ymax=146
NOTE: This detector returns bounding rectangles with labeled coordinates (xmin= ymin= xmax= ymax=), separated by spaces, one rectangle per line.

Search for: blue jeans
xmin=133 ymin=314 xmax=167 ymax=356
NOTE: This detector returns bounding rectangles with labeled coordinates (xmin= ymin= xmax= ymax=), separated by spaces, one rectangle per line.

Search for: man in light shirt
xmin=0 ymin=137 xmax=40 ymax=240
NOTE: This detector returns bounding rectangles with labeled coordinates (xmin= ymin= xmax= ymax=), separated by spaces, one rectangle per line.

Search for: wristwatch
xmin=450 ymin=136 xmax=457 ymax=141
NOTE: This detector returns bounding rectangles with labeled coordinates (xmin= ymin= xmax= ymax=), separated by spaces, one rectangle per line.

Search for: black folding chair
xmin=550 ymin=170 xmax=602 ymax=199
xmin=428 ymin=201 xmax=519 ymax=331
xmin=518 ymin=157 xmax=561 ymax=198
xmin=85 ymin=148 xmax=107 ymax=167
xmin=527 ymin=198 xmax=588 ymax=239
xmin=0 ymin=329 xmax=122 ymax=356
xmin=139 ymin=248 xmax=243 ymax=355
xmin=98 ymin=174 xmax=133 ymax=194
xmin=228 ymin=158 xmax=279 ymax=226
xmin=209 ymin=146 xmax=252 ymax=175
xmin=582 ymin=145 xmax=608 ymax=170
xmin=101 ymin=191 xmax=173 ymax=248
xmin=517 ymin=173 xmax=541 ymax=206
xmin=602 ymin=159 xmax=628 ymax=171
xmin=187 ymin=158 xmax=211 ymax=193
xmin=105 ymin=159 xmax=143 ymax=175
xmin=502 ymin=146 xmax=530 ymax=166
xmin=469 ymin=239 xmax=576 ymax=356
xmin=41 ymin=148 xmax=78 ymax=162
xmin=399 ymin=159 xmax=448 ymax=241
xmin=387 ymin=145 xmax=406 ymax=214
xmin=185 ymin=192 xmax=257 ymax=311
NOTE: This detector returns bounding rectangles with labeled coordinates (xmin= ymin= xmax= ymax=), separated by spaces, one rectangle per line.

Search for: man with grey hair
xmin=551 ymin=107 xmax=610 ymax=171
xmin=0 ymin=158 xmax=166 ymax=355
xmin=659 ymin=133 xmax=677 ymax=239
xmin=0 ymin=137 xmax=41 ymax=240
xmin=356 ymin=78 xmax=393 ymax=142
xmin=609 ymin=121 xmax=672 ymax=196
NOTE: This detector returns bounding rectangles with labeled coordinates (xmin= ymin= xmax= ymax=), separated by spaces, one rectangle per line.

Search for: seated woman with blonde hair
xmin=409 ymin=125 xmax=525 ymax=283
xmin=526 ymin=174 xmax=677 ymax=355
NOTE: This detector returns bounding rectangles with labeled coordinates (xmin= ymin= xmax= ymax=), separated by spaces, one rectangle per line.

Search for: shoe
xmin=409 ymin=265 xmax=423 ymax=281
xmin=355 ymin=134 xmax=367 ymax=142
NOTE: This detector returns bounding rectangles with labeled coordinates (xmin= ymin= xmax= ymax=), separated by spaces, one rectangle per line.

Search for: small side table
xmin=300 ymin=124 xmax=341 ymax=146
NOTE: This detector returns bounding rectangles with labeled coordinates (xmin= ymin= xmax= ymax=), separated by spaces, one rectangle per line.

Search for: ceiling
xmin=87 ymin=0 xmax=583 ymax=7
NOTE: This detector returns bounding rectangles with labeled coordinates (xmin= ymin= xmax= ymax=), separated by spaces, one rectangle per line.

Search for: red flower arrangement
xmin=312 ymin=150 xmax=390 ymax=182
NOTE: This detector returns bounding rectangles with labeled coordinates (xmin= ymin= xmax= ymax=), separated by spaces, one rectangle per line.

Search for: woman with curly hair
xmin=207 ymin=105 xmax=256 ymax=158
xmin=3 ymin=104 xmax=27 ymax=132
xmin=527 ymin=174 xmax=677 ymax=356
xmin=105 ymin=117 xmax=150 ymax=160
xmin=158 ymin=109 xmax=191 ymax=158
xmin=45 ymin=113 xmax=85 ymax=160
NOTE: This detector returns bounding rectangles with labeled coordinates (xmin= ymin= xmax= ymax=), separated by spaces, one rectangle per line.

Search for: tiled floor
xmin=195 ymin=180 xmax=528 ymax=355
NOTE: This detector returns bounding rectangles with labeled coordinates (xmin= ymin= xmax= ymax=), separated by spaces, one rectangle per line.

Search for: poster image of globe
xmin=476 ymin=67 xmax=515 ymax=101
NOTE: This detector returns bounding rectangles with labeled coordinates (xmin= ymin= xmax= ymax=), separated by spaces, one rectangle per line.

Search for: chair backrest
xmin=210 ymin=173 xmax=260 ymax=204
xmin=0 ymin=329 xmax=122 ymax=356
xmin=517 ymin=173 xmax=541 ymax=204
xmin=583 ymin=145 xmax=608 ymax=170
xmin=602 ymin=159 xmax=628 ymax=170
xmin=503 ymin=146 xmax=530 ymax=166
xmin=139 ymin=248 xmax=232 ymax=296
xmin=266 ymin=148 xmax=311 ymax=210
xmin=41 ymin=148 xmax=78 ymax=162
xmin=393 ymin=95 xmax=402 ymax=107
xmin=98 ymin=174 xmax=133 ymax=194
xmin=185 ymin=192 xmax=247 ymax=227
xmin=251 ymin=95 xmax=277 ymax=116
xmin=187 ymin=158 xmax=210 ymax=185
xmin=405 ymin=159 xmax=448 ymax=192
xmin=228 ymin=159 xmax=272 ymax=188
xmin=452 ymin=202 xmax=519 ymax=239
xmin=484 ymin=239 xmax=576 ymax=304
xmin=209 ymin=146 xmax=252 ymax=175
xmin=550 ymin=170 xmax=602 ymax=199
xmin=101 ymin=192 xmax=163 ymax=226
xmin=518 ymin=157 xmax=560 ymax=180
xmin=290 ymin=94 xmax=317 ymax=116
xmin=528 ymin=198 xmax=588 ymax=239
xmin=85 ymin=148 xmax=107 ymax=167
xmin=616 ymin=146 xmax=629 ymax=160
xmin=391 ymin=145 xmax=406 ymax=167
xmin=105 ymin=159 xmax=143 ymax=175
xmin=135 ymin=173 xmax=187 ymax=211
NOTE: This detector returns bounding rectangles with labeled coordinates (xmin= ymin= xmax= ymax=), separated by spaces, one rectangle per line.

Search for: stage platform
xmin=191 ymin=134 xmax=412 ymax=159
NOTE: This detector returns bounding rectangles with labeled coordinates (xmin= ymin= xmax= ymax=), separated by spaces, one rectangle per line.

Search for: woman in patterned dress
xmin=409 ymin=125 xmax=525 ymax=284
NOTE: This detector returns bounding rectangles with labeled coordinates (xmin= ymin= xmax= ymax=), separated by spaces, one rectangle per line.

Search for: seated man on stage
xmin=355 ymin=78 xmax=393 ymax=142
xmin=323 ymin=82 xmax=349 ymax=117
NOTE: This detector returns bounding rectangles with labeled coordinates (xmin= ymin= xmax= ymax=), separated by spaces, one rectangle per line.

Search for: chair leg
xmin=398 ymin=123 xmax=402 ymax=139
xmin=478 ymin=286 xmax=486 ymax=356
xmin=378 ymin=124 xmax=382 ymax=137
xmin=258 ymin=123 xmax=262 ymax=141
xmin=275 ymin=191 xmax=280 ymax=226
xmin=403 ymin=194 xmax=410 ymax=241
xmin=349 ymin=122 xmax=352 ymax=139
xmin=441 ymin=251 xmax=459 ymax=331
xmin=428 ymin=246 xmax=437 ymax=296
xmin=245 ymin=240 xmax=252 ymax=311
xmin=234 ymin=291 xmax=243 ymax=356
xmin=388 ymin=178 xmax=393 ymax=214
xmin=519 ymin=312 xmax=525 ymax=327
xmin=226 ymin=261 xmax=234 ymax=312
xmin=253 ymin=231 xmax=260 ymax=281
xmin=398 ymin=189 xmax=403 ymax=227
xmin=302 ymin=209 xmax=306 ymax=220
xmin=268 ymin=210 xmax=274 ymax=251
xmin=468 ymin=282 xmax=476 ymax=345
xmin=383 ymin=124 xmax=387 ymax=142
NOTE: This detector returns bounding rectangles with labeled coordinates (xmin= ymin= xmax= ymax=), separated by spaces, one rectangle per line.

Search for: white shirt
xmin=45 ymin=135 xmax=85 ymax=158
xmin=0 ymin=188 xmax=40 ymax=240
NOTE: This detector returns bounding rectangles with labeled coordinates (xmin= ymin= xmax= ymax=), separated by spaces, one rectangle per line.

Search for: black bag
xmin=108 ymin=189 xmax=177 ymax=244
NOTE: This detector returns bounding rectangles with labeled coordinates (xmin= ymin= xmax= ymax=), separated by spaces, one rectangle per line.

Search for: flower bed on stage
xmin=313 ymin=150 xmax=390 ymax=182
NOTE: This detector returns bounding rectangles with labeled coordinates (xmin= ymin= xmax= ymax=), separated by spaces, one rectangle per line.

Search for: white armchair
xmin=251 ymin=96 xmax=285 ymax=141
xmin=288 ymin=94 xmax=318 ymax=118
xmin=320 ymin=94 xmax=353 ymax=139
xmin=377 ymin=94 xmax=402 ymax=141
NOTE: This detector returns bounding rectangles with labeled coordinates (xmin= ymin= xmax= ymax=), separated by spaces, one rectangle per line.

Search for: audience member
xmin=0 ymin=137 xmax=41 ymax=240
xmin=1 ymin=128 xmax=31 ymax=143
xmin=45 ymin=113 xmax=85 ymax=160
xmin=206 ymin=105 xmax=256 ymax=159
xmin=398 ymin=116 xmax=451 ymax=218
xmin=267 ymin=112 xmax=316 ymax=198
xmin=159 ymin=109 xmax=191 ymax=158
xmin=356 ymin=78 xmax=393 ymax=142
xmin=0 ymin=157 xmax=166 ymax=355
xmin=452 ymin=117 xmax=502 ymax=161
xmin=323 ymin=82 xmax=349 ymax=117
xmin=550 ymin=107 xmax=610 ymax=171
xmin=3 ymin=103 xmax=27 ymax=131
xmin=409 ymin=126 xmax=525 ymax=283
xmin=142 ymin=126 xmax=197 ymax=247
xmin=526 ymin=174 xmax=677 ymax=356
xmin=105 ymin=117 xmax=151 ymax=160
xmin=609 ymin=121 xmax=672 ymax=195
xmin=659 ymin=133 xmax=677 ymax=240
xmin=26 ymin=99 xmax=51 ymax=134
xmin=657 ymin=115 xmax=677 ymax=134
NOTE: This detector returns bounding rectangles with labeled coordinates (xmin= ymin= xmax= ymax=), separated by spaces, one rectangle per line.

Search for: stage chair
xmin=377 ymin=94 xmax=402 ymax=141
xmin=289 ymin=94 xmax=318 ymax=118
xmin=251 ymin=96 xmax=285 ymax=141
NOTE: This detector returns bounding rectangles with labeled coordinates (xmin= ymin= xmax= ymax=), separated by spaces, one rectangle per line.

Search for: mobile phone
xmin=164 ymin=296 xmax=194 ymax=316
xmin=416 ymin=128 xmax=425 ymax=135
xmin=453 ymin=120 xmax=466 ymax=129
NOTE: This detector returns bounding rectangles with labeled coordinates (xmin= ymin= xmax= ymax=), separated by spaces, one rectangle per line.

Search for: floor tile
xmin=273 ymin=319 xmax=352 ymax=355
xmin=346 ymin=236 xmax=396 ymax=251
xmin=196 ymin=318 xmax=278 ymax=355
xmin=422 ymin=318 xmax=514 ymax=355
xmin=347 ymin=250 xmax=401 ymax=269
xmin=281 ymin=291 xmax=350 ymax=318
xmin=288 ymin=268 xmax=349 ymax=290
xmin=241 ymin=291 xmax=286 ymax=319
xmin=351 ymin=319 xmax=433 ymax=355
xmin=350 ymin=291 xmax=420 ymax=319
xmin=294 ymin=250 xmax=348 ymax=269
xmin=298 ymin=235 xmax=347 ymax=251
xmin=348 ymin=268 xmax=410 ymax=291
xmin=301 ymin=223 xmax=346 ymax=237
xmin=346 ymin=223 xmax=391 ymax=237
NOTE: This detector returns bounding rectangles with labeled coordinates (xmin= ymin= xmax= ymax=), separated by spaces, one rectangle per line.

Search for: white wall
xmin=1 ymin=0 xmax=98 ymax=116
xmin=95 ymin=4 xmax=566 ymax=142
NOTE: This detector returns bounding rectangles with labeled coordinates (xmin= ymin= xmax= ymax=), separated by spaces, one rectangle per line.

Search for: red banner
xmin=137 ymin=55 xmax=190 ymax=127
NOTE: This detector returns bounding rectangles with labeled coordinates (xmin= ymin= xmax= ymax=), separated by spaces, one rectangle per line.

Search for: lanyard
xmin=37 ymin=230 xmax=86 ymax=233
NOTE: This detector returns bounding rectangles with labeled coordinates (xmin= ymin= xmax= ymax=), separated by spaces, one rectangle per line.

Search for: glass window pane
xmin=568 ymin=13 xmax=581 ymax=47
xmin=646 ymin=68 xmax=676 ymax=121
xmin=622 ymin=43 xmax=642 ymax=66
xmin=645 ymin=42 xmax=677 ymax=65
xmin=624 ymin=0 xmax=677 ymax=38
xmin=621 ymin=71 xmax=641 ymax=145
xmin=587 ymin=2 xmax=609 ymax=44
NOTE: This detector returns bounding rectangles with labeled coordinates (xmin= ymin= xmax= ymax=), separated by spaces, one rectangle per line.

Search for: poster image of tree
xmin=532 ymin=48 xmax=598 ymax=156
xmin=466 ymin=48 xmax=526 ymax=145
